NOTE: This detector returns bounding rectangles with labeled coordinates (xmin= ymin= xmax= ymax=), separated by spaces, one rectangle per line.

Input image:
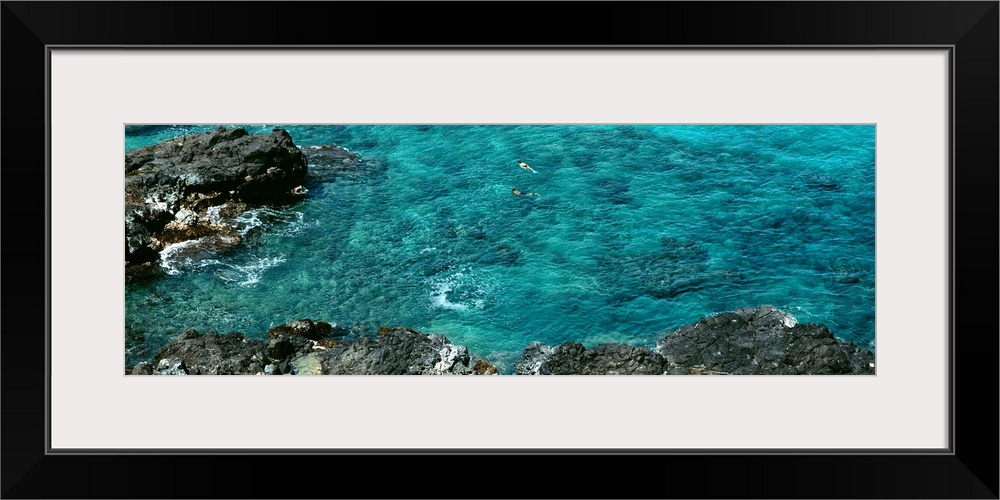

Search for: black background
xmin=3 ymin=2 xmax=997 ymax=498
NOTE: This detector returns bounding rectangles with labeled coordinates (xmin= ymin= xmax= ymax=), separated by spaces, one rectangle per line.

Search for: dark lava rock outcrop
xmin=656 ymin=305 xmax=875 ymax=375
xmin=128 ymin=307 xmax=874 ymax=376
xmin=129 ymin=325 xmax=491 ymax=376
xmin=267 ymin=319 xmax=342 ymax=340
xmin=307 ymin=327 xmax=473 ymax=375
xmin=124 ymin=127 xmax=307 ymax=281
xmin=141 ymin=329 xmax=271 ymax=375
xmin=514 ymin=341 xmax=666 ymax=375
xmin=131 ymin=319 xmax=339 ymax=375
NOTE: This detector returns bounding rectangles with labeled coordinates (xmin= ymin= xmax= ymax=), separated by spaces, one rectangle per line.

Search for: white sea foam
xmin=159 ymin=234 xmax=286 ymax=286
xmin=428 ymin=267 xmax=492 ymax=311
xmin=430 ymin=277 xmax=468 ymax=311
xmin=159 ymin=238 xmax=213 ymax=275
xmin=204 ymin=205 xmax=225 ymax=225
xmin=233 ymin=207 xmax=315 ymax=238
xmin=232 ymin=208 xmax=273 ymax=237
xmin=275 ymin=211 xmax=318 ymax=237
xmin=215 ymin=255 xmax=287 ymax=287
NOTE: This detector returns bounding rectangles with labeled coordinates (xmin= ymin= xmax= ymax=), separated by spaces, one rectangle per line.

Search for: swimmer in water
xmin=517 ymin=160 xmax=537 ymax=173
xmin=512 ymin=187 xmax=540 ymax=197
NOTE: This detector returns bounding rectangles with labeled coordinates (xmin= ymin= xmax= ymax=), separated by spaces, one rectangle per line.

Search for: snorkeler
xmin=517 ymin=160 xmax=537 ymax=173
xmin=512 ymin=187 xmax=540 ymax=197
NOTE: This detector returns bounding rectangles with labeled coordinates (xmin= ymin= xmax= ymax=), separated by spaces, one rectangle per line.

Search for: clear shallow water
xmin=125 ymin=125 xmax=876 ymax=372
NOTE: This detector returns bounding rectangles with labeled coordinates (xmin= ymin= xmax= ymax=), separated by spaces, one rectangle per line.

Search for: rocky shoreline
xmin=124 ymin=126 xmax=380 ymax=282
xmin=125 ymin=128 xmax=875 ymax=376
xmin=127 ymin=306 xmax=874 ymax=375
xmin=125 ymin=127 xmax=308 ymax=282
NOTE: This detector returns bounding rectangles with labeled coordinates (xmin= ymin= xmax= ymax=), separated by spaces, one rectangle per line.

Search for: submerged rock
xmin=598 ymin=236 xmax=712 ymax=301
xmin=301 ymin=144 xmax=386 ymax=182
xmin=514 ymin=341 xmax=666 ymax=375
xmin=473 ymin=359 xmax=499 ymax=375
xmin=799 ymin=172 xmax=843 ymax=191
xmin=125 ymin=127 xmax=308 ymax=282
xmin=656 ymin=305 xmax=875 ymax=375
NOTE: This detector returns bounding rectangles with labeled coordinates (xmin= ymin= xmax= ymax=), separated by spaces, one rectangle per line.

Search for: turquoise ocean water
xmin=125 ymin=125 xmax=876 ymax=372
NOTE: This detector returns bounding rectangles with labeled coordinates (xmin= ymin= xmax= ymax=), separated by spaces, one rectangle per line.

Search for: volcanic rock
xmin=267 ymin=319 xmax=335 ymax=340
xmin=150 ymin=329 xmax=269 ymax=375
xmin=514 ymin=341 xmax=666 ymax=375
xmin=315 ymin=327 xmax=473 ymax=375
xmin=125 ymin=127 xmax=307 ymax=282
xmin=656 ymin=305 xmax=875 ymax=375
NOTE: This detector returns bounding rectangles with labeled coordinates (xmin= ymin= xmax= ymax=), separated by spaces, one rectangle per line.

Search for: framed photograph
xmin=3 ymin=2 xmax=996 ymax=498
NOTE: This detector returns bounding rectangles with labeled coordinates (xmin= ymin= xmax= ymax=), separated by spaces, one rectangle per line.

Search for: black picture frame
xmin=3 ymin=2 xmax=996 ymax=498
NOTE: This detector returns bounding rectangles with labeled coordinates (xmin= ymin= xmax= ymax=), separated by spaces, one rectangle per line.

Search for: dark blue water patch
xmin=593 ymin=236 xmax=711 ymax=302
xmin=124 ymin=125 xmax=172 ymax=136
xmin=592 ymin=175 xmax=634 ymax=206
